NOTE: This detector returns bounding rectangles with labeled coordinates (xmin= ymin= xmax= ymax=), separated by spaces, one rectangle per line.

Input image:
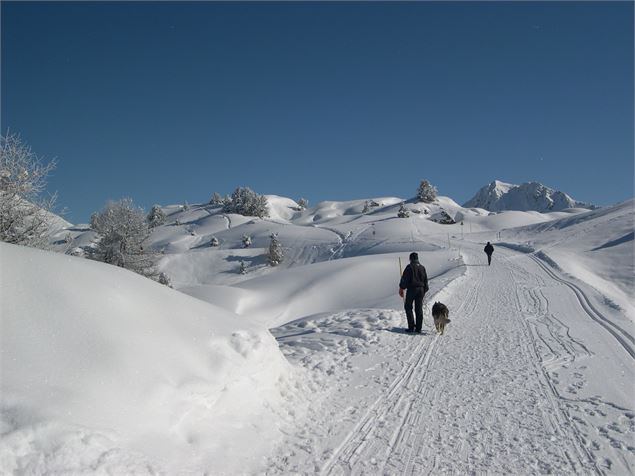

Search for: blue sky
xmin=2 ymin=1 xmax=633 ymax=223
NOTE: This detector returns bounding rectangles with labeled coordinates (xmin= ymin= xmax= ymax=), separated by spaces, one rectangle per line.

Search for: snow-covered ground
xmin=2 ymin=187 xmax=633 ymax=474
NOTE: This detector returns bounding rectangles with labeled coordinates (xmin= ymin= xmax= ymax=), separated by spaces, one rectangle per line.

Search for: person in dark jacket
xmin=484 ymin=242 xmax=494 ymax=265
xmin=399 ymin=252 xmax=429 ymax=333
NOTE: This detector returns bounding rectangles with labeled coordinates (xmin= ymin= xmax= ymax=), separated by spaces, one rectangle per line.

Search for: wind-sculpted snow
xmin=0 ymin=243 xmax=300 ymax=474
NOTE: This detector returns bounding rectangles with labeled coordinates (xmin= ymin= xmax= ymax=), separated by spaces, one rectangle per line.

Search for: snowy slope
xmin=22 ymin=187 xmax=634 ymax=474
xmin=464 ymin=180 xmax=593 ymax=212
xmin=0 ymin=243 xmax=298 ymax=474
xmin=501 ymin=199 xmax=635 ymax=321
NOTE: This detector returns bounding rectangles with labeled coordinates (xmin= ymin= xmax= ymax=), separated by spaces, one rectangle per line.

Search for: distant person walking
xmin=399 ymin=252 xmax=429 ymax=333
xmin=484 ymin=242 xmax=494 ymax=266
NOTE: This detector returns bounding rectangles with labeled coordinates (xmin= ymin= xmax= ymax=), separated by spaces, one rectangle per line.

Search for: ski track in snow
xmin=266 ymin=245 xmax=635 ymax=475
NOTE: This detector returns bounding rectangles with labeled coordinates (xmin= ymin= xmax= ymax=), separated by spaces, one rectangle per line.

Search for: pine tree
xmin=223 ymin=186 xmax=269 ymax=218
xmin=239 ymin=260 xmax=247 ymax=274
xmin=362 ymin=201 xmax=370 ymax=214
xmin=89 ymin=198 xmax=157 ymax=279
xmin=210 ymin=236 xmax=219 ymax=247
xmin=147 ymin=205 xmax=166 ymax=228
xmin=242 ymin=234 xmax=252 ymax=248
xmin=417 ymin=180 xmax=438 ymax=203
xmin=267 ymin=233 xmax=284 ymax=266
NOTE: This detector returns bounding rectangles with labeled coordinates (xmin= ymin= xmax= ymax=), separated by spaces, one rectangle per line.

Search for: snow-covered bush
xmin=267 ymin=233 xmax=284 ymax=266
xmin=297 ymin=198 xmax=308 ymax=210
xmin=89 ymin=198 xmax=157 ymax=279
xmin=239 ymin=260 xmax=247 ymax=274
xmin=242 ymin=234 xmax=252 ymax=248
xmin=397 ymin=203 xmax=410 ymax=218
xmin=147 ymin=205 xmax=166 ymax=228
xmin=210 ymin=236 xmax=219 ymax=247
xmin=223 ymin=187 xmax=269 ymax=218
xmin=368 ymin=199 xmax=380 ymax=208
xmin=210 ymin=192 xmax=223 ymax=206
xmin=0 ymin=133 xmax=58 ymax=248
xmin=417 ymin=180 xmax=438 ymax=203
xmin=362 ymin=201 xmax=370 ymax=214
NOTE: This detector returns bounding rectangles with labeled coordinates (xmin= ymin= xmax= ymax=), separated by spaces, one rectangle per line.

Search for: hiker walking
xmin=399 ymin=252 xmax=429 ymax=333
xmin=484 ymin=241 xmax=494 ymax=266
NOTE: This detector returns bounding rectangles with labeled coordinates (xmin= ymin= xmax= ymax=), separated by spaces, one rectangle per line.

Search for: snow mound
xmin=464 ymin=180 xmax=593 ymax=212
xmin=0 ymin=243 xmax=294 ymax=474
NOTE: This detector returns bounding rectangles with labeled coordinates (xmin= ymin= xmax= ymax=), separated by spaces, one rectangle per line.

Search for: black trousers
xmin=404 ymin=288 xmax=425 ymax=331
xmin=487 ymin=253 xmax=492 ymax=265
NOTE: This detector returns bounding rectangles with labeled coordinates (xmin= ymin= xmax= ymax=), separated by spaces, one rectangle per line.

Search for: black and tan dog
xmin=431 ymin=302 xmax=451 ymax=335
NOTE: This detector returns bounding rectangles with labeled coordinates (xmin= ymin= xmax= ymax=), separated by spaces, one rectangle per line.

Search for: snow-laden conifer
xmin=223 ymin=187 xmax=269 ymax=218
xmin=242 ymin=234 xmax=252 ymax=248
xmin=417 ymin=180 xmax=438 ymax=203
xmin=267 ymin=233 xmax=284 ymax=266
xmin=210 ymin=236 xmax=219 ymax=247
xmin=147 ymin=205 xmax=166 ymax=228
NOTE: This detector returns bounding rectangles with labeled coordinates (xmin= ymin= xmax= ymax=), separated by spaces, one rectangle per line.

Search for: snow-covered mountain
xmin=463 ymin=180 xmax=593 ymax=212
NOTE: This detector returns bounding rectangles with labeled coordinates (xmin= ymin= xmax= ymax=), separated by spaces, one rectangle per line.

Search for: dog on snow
xmin=431 ymin=302 xmax=451 ymax=335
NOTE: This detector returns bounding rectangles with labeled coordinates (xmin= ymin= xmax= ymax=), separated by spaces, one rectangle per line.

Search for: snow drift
xmin=0 ymin=243 xmax=295 ymax=474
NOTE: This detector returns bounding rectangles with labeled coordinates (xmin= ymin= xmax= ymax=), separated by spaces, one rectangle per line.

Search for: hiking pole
xmin=398 ymin=257 xmax=404 ymax=301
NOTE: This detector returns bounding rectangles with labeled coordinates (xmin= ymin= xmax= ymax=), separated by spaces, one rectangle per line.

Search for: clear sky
xmin=2 ymin=1 xmax=633 ymax=223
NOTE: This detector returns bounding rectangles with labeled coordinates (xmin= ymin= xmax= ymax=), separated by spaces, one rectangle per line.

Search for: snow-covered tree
xmin=397 ymin=203 xmax=410 ymax=218
xmin=158 ymin=272 xmax=172 ymax=288
xmin=239 ymin=260 xmax=247 ymax=274
xmin=0 ymin=133 xmax=58 ymax=248
xmin=242 ymin=234 xmax=252 ymax=248
xmin=267 ymin=233 xmax=284 ymax=266
xmin=297 ymin=198 xmax=308 ymax=210
xmin=89 ymin=198 xmax=157 ymax=279
xmin=417 ymin=180 xmax=438 ymax=203
xmin=210 ymin=236 xmax=219 ymax=247
xmin=210 ymin=192 xmax=223 ymax=206
xmin=362 ymin=201 xmax=370 ymax=214
xmin=223 ymin=187 xmax=269 ymax=218
xmin=147 ymin=205 xmax=166 ymax=228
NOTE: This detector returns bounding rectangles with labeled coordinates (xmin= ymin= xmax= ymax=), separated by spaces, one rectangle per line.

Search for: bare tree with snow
xmin=210 ymin=192 xmax=223 ymax=206
xmin=417 ymin=180 xmax=438 ymax=203
xmin=89 ymin=198 xmax=157 ymax=279
xmin=0 ymin=133 xmax=58 ymax=248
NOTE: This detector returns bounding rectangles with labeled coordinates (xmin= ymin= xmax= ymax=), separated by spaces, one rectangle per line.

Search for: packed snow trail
xmin=267 ymin=245 xmax=634 ymax=475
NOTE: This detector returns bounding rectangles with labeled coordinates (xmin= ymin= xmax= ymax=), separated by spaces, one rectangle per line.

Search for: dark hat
xmin=409 ymin=252 xmax=419 ymax=262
